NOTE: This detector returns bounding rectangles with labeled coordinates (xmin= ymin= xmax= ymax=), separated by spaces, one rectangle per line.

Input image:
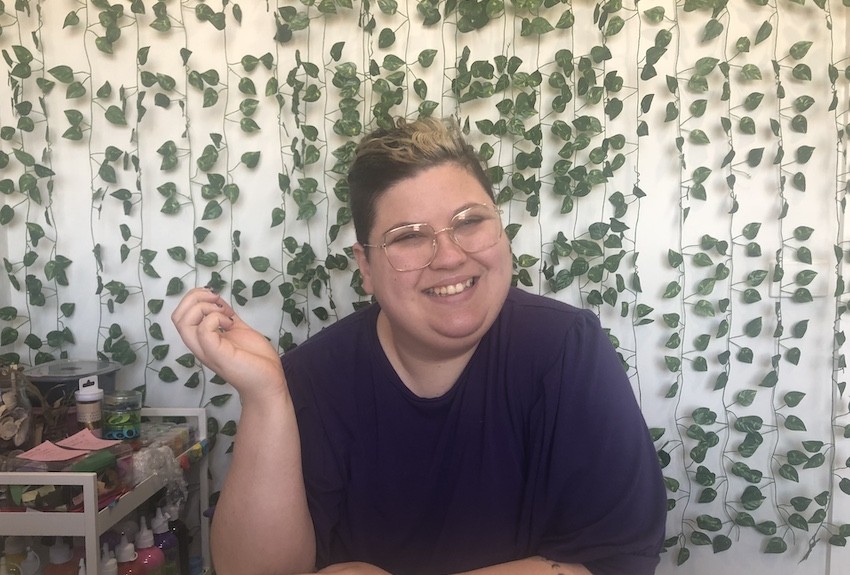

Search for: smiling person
xmin=172 ymin=117 xmax=667 ymax=575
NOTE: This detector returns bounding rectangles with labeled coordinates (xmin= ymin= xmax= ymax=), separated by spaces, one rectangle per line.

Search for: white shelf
xmin=0 ymin=407 xmax=210 ymax=575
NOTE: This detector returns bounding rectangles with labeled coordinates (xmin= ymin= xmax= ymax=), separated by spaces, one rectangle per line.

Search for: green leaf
xmin=105 ymin=105 xmax=126 ymax=125
xmin=755 ymin=21 xmax=773 ymax=45
xmin=556 ymin=9 xmax=575 ymax=29
xmin=792 ymin=64 xmax=812 ymax=81
xmin=378 ymin=27 xmax=396 ymax=48
xmin=201 ymin=200 xmax=222 ymax=220
xmin=744 ymin=92 xmax=764 ymax=111
xmin=785 ymin=415 xmax=807 ymax=432
xmin=794 ymin=226 xmax=814 ymax=241
xmin=689 ymin=129 xmax=710 ymax=144
xmin=643 ymin=6 xmax=664 ymax=23
xmin=795 ymin=270 xmax=817 ymax=287
xmin=792 ymin=320 xmax=809 ymax=338
xmin=744 ymin=317 xmax=762 ymax=337
xmin=702 ymin=19 xmax=723 ymax=42
xmin=418 ymin=49 xmax=437 ymax=68
xmin=48 ymin=65 xmax=74 ymax=83
xmin=789 ymin=41 xmax=813 ymax=60
xmin=747 ymin=148 xmax=764 ymax=167
xmin=741 ymin=64 xmax=762 ymax=80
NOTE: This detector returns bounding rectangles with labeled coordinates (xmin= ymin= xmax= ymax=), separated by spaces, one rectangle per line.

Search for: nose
xmin=429 ymin=227 xmax=467 ymax=268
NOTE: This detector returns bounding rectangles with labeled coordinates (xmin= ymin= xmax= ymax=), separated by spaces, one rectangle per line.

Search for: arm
xmin=310 ymin=557 xmax=590 ymax=575
xmin=453 ymin=557 xmax=590 ymax=575
xmin=532 ymin=310 xmax=666 ymax=574
xmin=172 ymin=288 xmax=315 ymax=575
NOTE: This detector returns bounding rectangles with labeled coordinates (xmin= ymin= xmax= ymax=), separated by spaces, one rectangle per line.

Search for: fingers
xmin=171 ymin=287 xmax=238 ymax=359
xmin=172 ymin=287 xmax=224 ymax=325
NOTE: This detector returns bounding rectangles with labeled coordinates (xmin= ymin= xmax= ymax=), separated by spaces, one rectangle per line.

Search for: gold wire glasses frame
xmin=362 ymin=203 xmax=504 ymax=272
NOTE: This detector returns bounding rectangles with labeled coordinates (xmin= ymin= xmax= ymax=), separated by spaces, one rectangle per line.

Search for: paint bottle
xmin=151 ymin=508 xmax=179 ymax=575
xmin=17 ymin=548 xmax=42 ymax=575
xmin=115 ymin=535 xmax=143 ymax=575
xmin=163 ymin=504 xmax=190 ymax=575
xmin=135 ymin=517 xmax=165 ymax=575
xmin=0 ymin=557 xmax=20 ymax=575
xmin=42 ymin=540 xmax=76 ymax=575
xmin=99 ymin=543 xmax=117 ymax=575
xmin=2 ymin=537 xmax=27 ymax=573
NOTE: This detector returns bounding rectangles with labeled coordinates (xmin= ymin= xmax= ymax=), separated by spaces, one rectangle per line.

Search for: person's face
xmin=353 ymin=162 xmax=512 ymax=357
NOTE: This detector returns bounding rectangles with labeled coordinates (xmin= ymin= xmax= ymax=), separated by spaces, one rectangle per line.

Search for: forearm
xmin=212 ymin=391 xmax=315 ymax=575
xmin=453 ymin=557 xmax=591 ymax=575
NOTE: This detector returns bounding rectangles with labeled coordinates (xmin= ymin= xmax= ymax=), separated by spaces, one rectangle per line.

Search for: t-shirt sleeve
xmin=533 ymin=309 xmax=667 ymax=575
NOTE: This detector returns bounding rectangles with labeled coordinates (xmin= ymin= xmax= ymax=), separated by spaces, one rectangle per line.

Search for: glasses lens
xmin=380 ymin=205 xmax=502 ymax=272
xmin=452 ymin=205 xmax=502 ymax=253
xmin=384 ymin=223 xmax=436 ymax=271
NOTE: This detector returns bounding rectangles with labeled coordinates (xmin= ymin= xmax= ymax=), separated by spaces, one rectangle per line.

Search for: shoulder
xmin=282 ymin=302 xmax=378 ymax=373
xmin=498 ymin=287 xmax=601 ymax=338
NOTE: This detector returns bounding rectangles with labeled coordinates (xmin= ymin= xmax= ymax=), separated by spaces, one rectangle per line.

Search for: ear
xmin=353 ymin=243 xmax=375 ymax=295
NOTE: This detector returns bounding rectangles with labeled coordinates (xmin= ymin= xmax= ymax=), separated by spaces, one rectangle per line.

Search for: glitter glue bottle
xmin=151 ymin=508 xmax=179 ymax=575
xmin=99 ymin=544 xmax=117 ymax=575
xmin=43 ymin=540 xmax=75 ymax=575
xmin=115 ymin=535 xmax=143 ymax=575
xmin=135 ymin=517 xmax=165 ymax=575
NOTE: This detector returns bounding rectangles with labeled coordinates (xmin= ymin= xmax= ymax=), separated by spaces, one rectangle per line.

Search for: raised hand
xmin=171 ymin=287 xmax=286 ymax=404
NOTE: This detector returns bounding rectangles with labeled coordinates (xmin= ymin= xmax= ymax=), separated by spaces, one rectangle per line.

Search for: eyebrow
xmin=381 ymin=202 xmax=484 ymax=233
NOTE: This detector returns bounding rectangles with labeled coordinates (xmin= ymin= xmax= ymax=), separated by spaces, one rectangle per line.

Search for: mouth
xmin=425 ymin=277 xmax=476 ymax=297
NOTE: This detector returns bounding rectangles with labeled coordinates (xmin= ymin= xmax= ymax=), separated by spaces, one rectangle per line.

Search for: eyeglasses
xmin=362 ymin=203 xmax=503 ymax=272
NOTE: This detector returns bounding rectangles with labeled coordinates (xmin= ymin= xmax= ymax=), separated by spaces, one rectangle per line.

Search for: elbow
xmin=211 ymin=523 xmax=316 ymax=575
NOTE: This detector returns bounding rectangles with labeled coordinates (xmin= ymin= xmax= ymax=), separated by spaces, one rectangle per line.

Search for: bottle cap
xmin=136 ymin=516 xmax=155 ymax=549
xmin=3 ymin=535 xmax=27 ymax=555
xmin=75 ymin=387 xmax=104 ymax=402
xmin=76 ymin=377 xmax=104 ymax=402
xmin=49 ymin=539 xmax=73 ymax=565
xmin=19 ymin=548 xmax=41 ymax=575
xmin=163 ymin=503 xmax=181 ymax=522
xmin=116 ymin=534 xmax=137 ymax=564
xmin=151 ymin=507 xmax=169 ymax=534
xmin=116 ymin=519 xmax=138 ymax=543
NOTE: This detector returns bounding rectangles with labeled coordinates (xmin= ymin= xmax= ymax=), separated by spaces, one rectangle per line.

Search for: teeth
xmin=428 ymin=278 xmax=474 ymax=296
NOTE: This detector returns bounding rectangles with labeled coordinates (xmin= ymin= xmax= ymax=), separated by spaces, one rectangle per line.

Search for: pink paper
xmin=19 ymin=441 xmax=87 ymax=462
xmin=56 ymin=429 xmax=122 ymax=451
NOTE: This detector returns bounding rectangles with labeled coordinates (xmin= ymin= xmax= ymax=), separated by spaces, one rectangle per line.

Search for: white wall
xmin=2 ymin=2 xmax=850 ymax=573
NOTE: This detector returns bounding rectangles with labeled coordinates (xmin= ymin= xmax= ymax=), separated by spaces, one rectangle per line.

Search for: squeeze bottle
xmin=151 ymin=508 xmax=179 ymax=575
xmin=43 ymin=540 xmax=75 ymax=575
xmin=99 ymin=544 xmax=117 ymax=575
xmin=115 ymin=535 xmax=144 ymax=575
xmin=75 ymin=560 xmax=84 ymax=575
xmin=135 ymin=517 xmax=165 ymax=575
xmin=163 ymin=504 xmax=190 ymax=575
xmin=17 ymin=548 xmax=41 ymax=575
xmin=0 ymin=557 xmax=19 ymax=575
xmin=2 ymin=537 xmax=27 ymax=572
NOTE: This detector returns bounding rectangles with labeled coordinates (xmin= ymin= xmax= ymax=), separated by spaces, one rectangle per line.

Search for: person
xmin=172 ymin=117 xmax=667 ymax=575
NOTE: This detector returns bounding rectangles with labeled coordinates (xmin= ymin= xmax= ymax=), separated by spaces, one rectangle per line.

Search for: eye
xmin=453 ymin=211 xmax=489 ymax=233
xmin=386 ymin=225 xmax=432 ymax=246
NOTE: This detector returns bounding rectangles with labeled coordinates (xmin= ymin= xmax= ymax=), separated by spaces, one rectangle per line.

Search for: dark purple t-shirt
xmin=283 ymin=288 xmax=666 ymax=574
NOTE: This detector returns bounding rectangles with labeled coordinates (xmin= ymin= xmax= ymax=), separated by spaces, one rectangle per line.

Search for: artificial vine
xmin=1 ymin=1 xmax=850 ymax=569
